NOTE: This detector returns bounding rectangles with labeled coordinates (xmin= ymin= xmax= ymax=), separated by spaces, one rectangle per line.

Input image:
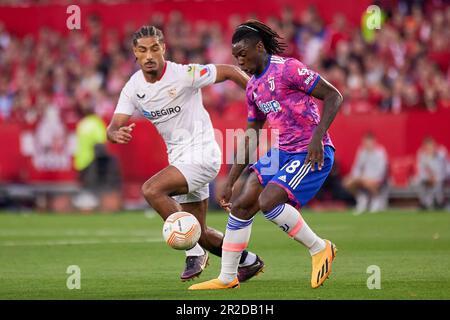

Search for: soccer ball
xmin=162 ymin=212 xmax=201 ymax=250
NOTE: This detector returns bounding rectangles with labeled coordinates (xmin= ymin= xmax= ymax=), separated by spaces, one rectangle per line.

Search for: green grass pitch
xmin=0 ymin=210 xmax=449 ymax=299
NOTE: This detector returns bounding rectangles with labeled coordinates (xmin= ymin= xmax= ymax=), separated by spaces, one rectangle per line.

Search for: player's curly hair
xmin=132 ymin=25 xmax=164 ymax=46
xmin=231 ymin=20 xmax=287 ymax=55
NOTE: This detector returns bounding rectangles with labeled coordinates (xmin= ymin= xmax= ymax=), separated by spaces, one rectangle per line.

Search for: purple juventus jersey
xmin=246 ymin=55 xmax=334 ymax=153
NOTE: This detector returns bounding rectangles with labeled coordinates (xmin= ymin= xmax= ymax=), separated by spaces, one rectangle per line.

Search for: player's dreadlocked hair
xmin=231 ymin=20 xmax=287 ymax=55
xmin=132 ymin=25 xmax=164 ymax=46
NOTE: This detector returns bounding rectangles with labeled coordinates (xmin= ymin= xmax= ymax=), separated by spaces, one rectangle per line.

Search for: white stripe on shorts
xmin=288 ymin=163 xmax=308 ymax=188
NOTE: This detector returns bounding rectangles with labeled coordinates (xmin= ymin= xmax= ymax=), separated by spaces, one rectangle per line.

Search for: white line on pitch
xmin=0 ymin=238 xmax=163 ymax=247
xmin=0 ymin=230 xmax=159 ymax=237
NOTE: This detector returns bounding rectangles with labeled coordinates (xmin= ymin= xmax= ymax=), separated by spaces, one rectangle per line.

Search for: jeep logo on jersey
xmin=257 ymin=100 xmax=282 ymax=114
xmin=142 ymin=106 xmax=182 ymax=119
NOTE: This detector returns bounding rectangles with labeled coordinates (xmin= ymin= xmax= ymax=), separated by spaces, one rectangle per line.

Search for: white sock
xmin=239 ymin=251 xmax=257 ymax=267
xmin=185 ymin=243 xmax=205 ymax=257
xmin=264 ymin=203 xmax=326 ymax=255
xmin=218 ymin=213 xmax=254 ymax=284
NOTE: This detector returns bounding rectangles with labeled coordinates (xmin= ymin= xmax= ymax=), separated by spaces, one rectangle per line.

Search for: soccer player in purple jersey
xmin=190 ymin=20 xmax=343 ymax=290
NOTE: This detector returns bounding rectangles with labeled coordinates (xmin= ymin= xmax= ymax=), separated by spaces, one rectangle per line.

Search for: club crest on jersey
xmin=136 ymin=93 xmax=146 ymax=99
xmin=268 ymin=77 xmax=275 ymax=91
xmin=257 ymin=99 xmax=282 ymax=114
xmin=168 ymin=88 xmax=177 ymax=98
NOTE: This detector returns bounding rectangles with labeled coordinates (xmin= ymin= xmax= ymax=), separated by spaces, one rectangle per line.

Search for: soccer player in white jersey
xmin=107 ymin=26 xmax=264 ymax=282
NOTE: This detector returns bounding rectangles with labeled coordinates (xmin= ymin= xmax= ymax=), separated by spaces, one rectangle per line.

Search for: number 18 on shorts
xmin=250 ymin=146 xmax=335 ymax=208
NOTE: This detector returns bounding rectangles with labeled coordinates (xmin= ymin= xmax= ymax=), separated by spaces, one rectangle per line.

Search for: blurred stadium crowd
xmin=0 ymin=1 xmax=449 ymax=125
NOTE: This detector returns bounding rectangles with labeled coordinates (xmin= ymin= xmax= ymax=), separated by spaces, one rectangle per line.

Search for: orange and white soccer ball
xmin=162 ymin=212 xmax=201 ymax=250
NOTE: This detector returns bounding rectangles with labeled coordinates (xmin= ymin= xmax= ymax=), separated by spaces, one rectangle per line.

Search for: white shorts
xmin=171 ymin=143 xmax=222 ymax=204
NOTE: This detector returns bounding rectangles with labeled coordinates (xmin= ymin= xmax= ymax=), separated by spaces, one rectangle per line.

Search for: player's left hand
xmin=217 ymin=183 xmax=233 ymax=212
xmin=306 ymin=137 xmax=324 ymax=171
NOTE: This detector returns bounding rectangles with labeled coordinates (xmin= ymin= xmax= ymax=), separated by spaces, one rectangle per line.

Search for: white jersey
xmin=115 ymin=61 xmax=220 ymax=164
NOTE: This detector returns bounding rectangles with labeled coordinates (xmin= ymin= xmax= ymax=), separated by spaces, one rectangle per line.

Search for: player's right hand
xmin=217 ymin=183 xmax=233 ymax=212
xmin=113 ymin=123 xmax=136 ymax=144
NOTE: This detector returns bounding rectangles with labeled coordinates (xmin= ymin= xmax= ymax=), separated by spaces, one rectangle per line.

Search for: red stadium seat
xmin=390 ymin=156 xmax=416 ymax=188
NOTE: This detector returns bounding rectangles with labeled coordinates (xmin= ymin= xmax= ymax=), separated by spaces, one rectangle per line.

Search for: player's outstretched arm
xmin=107 ymin=113 xmax=136 ymax=144
xmin=218 ymin=119 xmax=265 ymax=211
xmin=307 ymin=77 xmax=343 ymax=171
xmin=214 ymin=64 xmax=250 ymax=90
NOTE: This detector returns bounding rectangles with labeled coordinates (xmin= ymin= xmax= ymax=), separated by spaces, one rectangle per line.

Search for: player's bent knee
xmin=230 ymin=201 xmax=254 ymax=221
xmin=141 ymin=182 xmax=162 ymax=201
